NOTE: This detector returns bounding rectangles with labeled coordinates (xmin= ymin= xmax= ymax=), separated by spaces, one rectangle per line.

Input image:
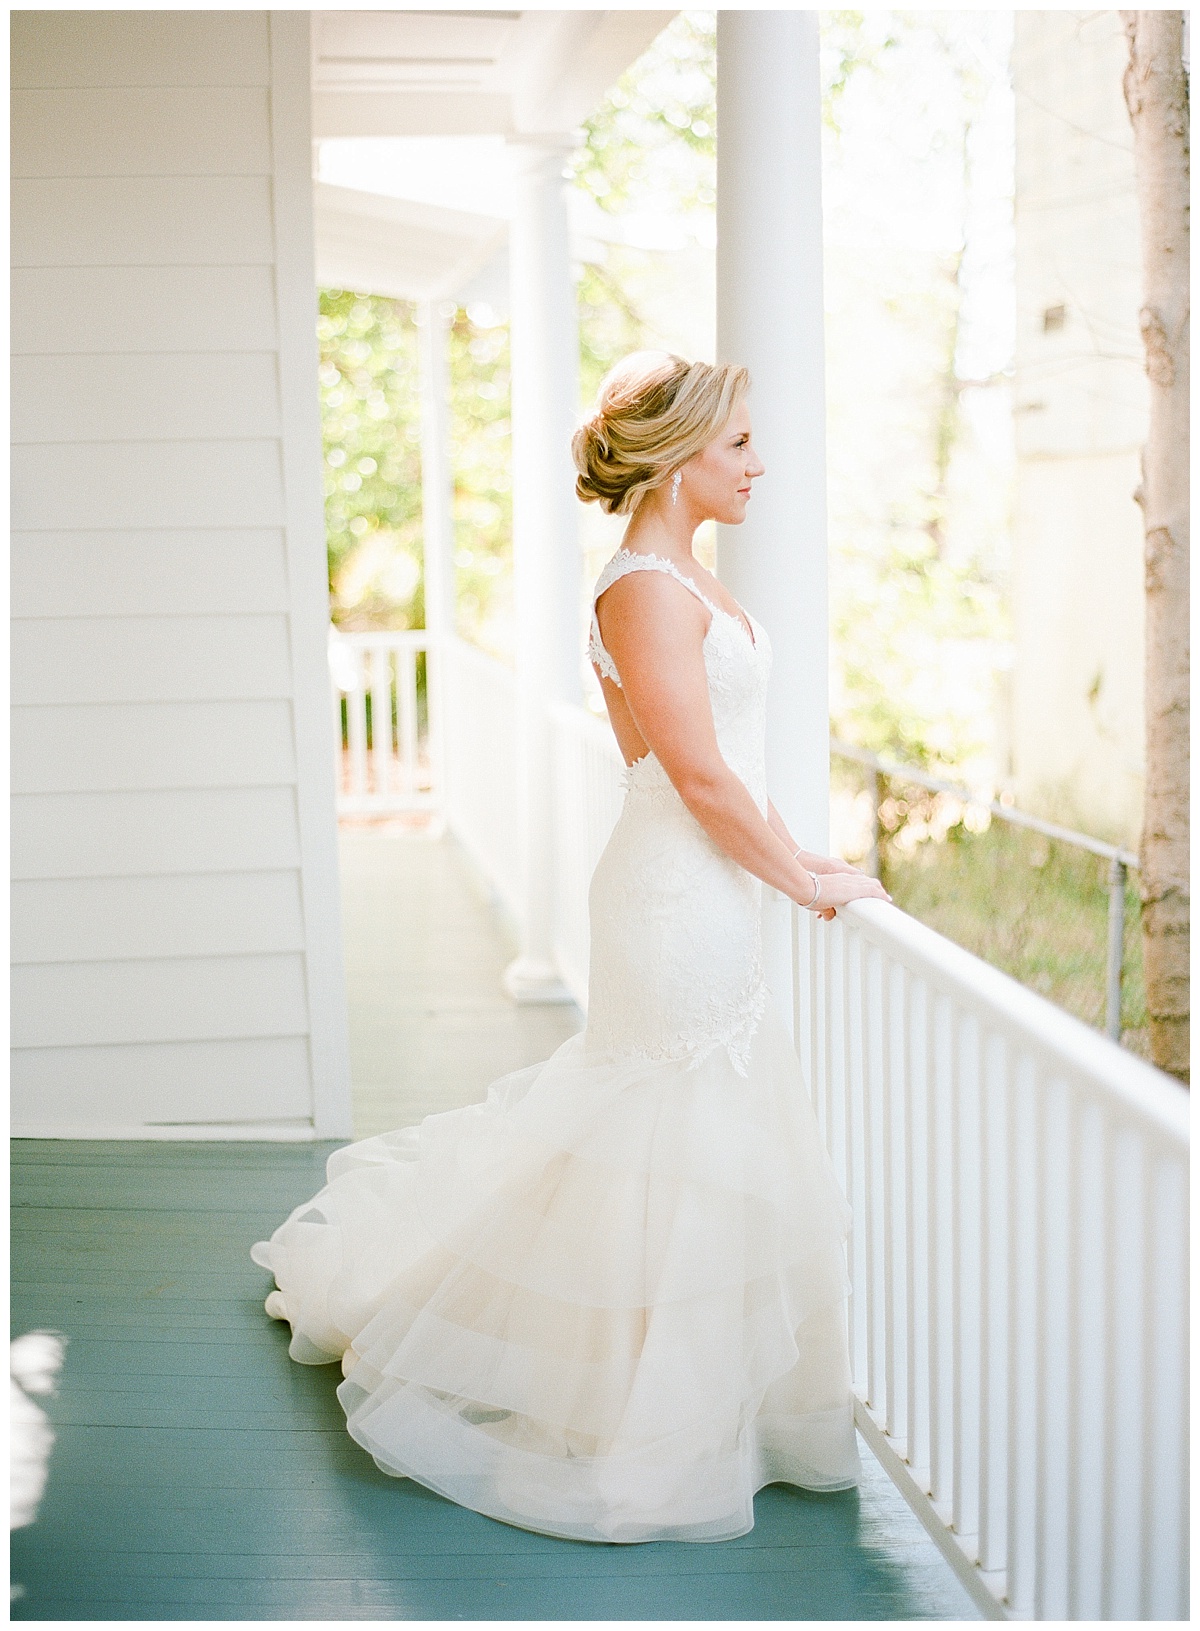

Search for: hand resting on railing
xmin=787 ymin=862 xmax=890 ymax=922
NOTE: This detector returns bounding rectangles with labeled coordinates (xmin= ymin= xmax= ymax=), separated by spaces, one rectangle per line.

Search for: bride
xmin=252 ymin=351 xmax=891 ymax=1545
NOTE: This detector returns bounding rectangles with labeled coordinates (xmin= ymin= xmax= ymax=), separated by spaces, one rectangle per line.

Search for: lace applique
xmin=583 ymin=546 xmax=774 ymax=1079
xmin=587 ymin=617 xmax=621 ymax=686
xmin=589 ymin=549 xmax=735 ymax=691
xmin=618 ymin=752 xmax=674 ymax=800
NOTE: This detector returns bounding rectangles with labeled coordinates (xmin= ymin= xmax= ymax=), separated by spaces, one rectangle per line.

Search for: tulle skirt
xmin=251 ymin=994 xmax=861 ymax=1544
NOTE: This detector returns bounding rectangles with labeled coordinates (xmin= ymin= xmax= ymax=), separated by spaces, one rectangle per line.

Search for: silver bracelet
xmin=791 ymin=847 xmax=821 ymax=909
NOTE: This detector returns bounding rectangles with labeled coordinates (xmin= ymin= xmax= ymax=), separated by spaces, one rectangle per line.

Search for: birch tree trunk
xmin=1121 ymin=11 xmax=1190 ymax=1082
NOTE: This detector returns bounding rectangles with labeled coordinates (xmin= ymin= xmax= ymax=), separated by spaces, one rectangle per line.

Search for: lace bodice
xmin=588 ymin=548 xmax=771 ymax=815
xmin=584 ymin=548 xmax=773 ymax=1077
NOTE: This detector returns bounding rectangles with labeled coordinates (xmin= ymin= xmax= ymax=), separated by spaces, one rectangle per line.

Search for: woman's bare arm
xmin=766 ymin=800 xmax=866 ymax=876
xmin=596 ymin=573 xmax=890 ymax=913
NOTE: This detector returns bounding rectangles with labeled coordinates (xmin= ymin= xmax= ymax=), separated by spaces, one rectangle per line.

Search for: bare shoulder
xmin=594 ymin=565 xmax=708 ymax=648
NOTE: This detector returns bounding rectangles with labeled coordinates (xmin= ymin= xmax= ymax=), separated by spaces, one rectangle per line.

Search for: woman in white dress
xmin=251 ymin=351 xmax=891 ymax=1545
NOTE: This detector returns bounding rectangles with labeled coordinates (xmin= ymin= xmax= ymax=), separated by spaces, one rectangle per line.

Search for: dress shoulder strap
xmin=591 ymin=549 xmax=719 ymax=615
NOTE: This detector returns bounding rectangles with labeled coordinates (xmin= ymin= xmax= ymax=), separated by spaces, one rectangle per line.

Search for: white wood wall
xmin=11 ymin=11 xmax=353 ymax=1138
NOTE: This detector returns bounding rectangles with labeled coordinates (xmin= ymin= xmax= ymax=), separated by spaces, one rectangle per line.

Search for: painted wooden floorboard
xmin=13 ymin=1138 xmax=980 ymax=1622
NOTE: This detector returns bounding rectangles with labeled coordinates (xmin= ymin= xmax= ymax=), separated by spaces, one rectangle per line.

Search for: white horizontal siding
xmin=12 ymin=955 xmax=309 ymax=1049
xmin=12 ymin=788 xmax=302 ymax=881
xmin=12 ymin=1037 xmax=313 ymax=1136
xmin=12 ymin=702 xmax=297 ymax=792
xmin=12 ymin=616 xmax=292 ymax=705
xmin=12 ymin=873 xmax=305 ymax=963
xmin=12 ymin=354 xmax=281 ymax=443
xmin=11 ymin=87 xmax=272 ymax=176
xmin=12 ymin=176 xmax=276 ymax=266
xmin=11 ymin=266 xmax=279 ymax=353
xmin=12 ymin=441 xmax=285 ymax=531
xmin=11 ymin=11 xmax=351 ymax=1139
xmin=11 ymin=10 xmax=271 ymax=90
xmin=11 ymin=531 xmax=290 ymax=618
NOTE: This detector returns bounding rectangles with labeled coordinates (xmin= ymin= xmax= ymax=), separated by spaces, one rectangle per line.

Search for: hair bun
xmin=571 ymin=414 xmax=613 ymax=505
xmin=571 ymin=351 xmax=750 ymax=515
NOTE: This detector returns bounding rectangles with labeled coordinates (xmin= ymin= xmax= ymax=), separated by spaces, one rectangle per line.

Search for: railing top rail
xmin=831 ymin=736 xmax=1139 ymax=869
xmin=836 ymin=898 xmax=1189 ymax=1148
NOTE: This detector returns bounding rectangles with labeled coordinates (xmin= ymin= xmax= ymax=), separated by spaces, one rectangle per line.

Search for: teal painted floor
xmin=12 ymin=832 xmax=981 ymax=1621
xmin=11 ymin=1142 xmax=980 ymax=1623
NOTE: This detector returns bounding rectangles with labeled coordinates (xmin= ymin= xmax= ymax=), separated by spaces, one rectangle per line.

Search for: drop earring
xmin=670 ymin=470 xmax=682 ymax=506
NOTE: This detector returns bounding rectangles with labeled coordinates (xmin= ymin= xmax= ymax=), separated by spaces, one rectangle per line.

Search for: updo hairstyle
xmin=572 ymin=351 xmax=751 ymax=515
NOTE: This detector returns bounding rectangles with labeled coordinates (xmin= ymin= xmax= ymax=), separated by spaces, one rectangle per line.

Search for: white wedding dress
xmin=251 ymin=548 xmax=861 ymax=1544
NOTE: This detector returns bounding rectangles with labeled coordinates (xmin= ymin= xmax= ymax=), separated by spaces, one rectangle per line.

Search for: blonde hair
xmin=572 ymin=351 xmax=751 ymax=515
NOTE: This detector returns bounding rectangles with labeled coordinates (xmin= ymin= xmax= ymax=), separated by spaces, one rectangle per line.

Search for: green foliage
xmin=822 ymin=10 xmax=1012 ymax=782
xmin=821 ymin=11 xmax=901 ymax=130
xmin=567 ymin=11 xmax=716 ymax=216
xmin=316 ymin=290 xmax=515 ymax=649
xmin=568 ymin=12 xmax=719 ymax=410
xmin=318 ymin=289 xmax=424 ymax=630
xmin=873 ymin=792 xmax=1149 ymax=1058
xmin=576 ymin=257 xmax=655 ymax=412
xmin=447 ymin=309 xmax=513 ymax=653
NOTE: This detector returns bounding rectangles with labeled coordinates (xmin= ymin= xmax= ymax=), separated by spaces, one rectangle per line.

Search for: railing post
xmin=1106 ymin=858 xmax=1126 ymax=1041
xmin=868 ymin=767 xmax=882 ymax=880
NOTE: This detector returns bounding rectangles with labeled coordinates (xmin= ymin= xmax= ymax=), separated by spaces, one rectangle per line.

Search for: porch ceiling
xmin=313 ymin=180 xmax=505 ymax=303
xmin=311 ymin=9 xmax=675 ymax=137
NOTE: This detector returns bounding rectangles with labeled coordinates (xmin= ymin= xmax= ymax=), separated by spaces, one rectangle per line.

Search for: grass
xmin=872 ymin=806 xmax=1150 ymax=1063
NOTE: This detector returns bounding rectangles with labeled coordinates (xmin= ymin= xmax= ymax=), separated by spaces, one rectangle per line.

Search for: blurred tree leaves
xmin=447 ymin=307 xmax=513 ymax=654
xmin=318 ymin=289 xmax=424 ymax=630
xmin=318 ymin=291 xmax=514 ymax=651
xmin=567 ymin=11 xmax=716 ymax=217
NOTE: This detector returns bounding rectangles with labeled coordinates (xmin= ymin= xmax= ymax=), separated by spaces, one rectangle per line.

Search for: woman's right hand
xmin=795 ymin=869 xmax=891 ymax=919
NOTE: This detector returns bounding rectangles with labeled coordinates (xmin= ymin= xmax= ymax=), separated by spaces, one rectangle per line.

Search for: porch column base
xmin=501 ymin=955 xmax=575 ymax=1006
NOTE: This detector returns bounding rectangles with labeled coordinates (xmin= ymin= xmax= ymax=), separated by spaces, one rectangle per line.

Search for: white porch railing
xmin=438 ymin=636 xmax=522 ymax=925
xmin=333 ymin=652 xmax=1189 ymax=1620
xmin=792 ymin=898 xmax=1189 ymax=1621
xmin=549 ymin=701 xmax=625 ymax=1005
xmin=331 ymin=631 xmax=436 ymax=815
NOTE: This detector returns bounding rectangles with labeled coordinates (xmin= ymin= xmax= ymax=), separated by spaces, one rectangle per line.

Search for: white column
xmin=417 ymin=301 xmax=456 ymax=643
xmin=716 ymin=9 xmax=829 ymax=1035
xmin=502 ymin=137 xmax=582 ymax=1003
xmin=418 ymin=301 xmax=455 ymax=831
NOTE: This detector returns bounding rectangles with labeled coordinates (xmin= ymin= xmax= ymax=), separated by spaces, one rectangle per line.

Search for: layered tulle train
xmin=251 ymin=995 xmax=861 ymax=1544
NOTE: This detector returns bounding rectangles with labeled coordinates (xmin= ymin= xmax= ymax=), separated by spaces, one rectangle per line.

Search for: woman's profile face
xmin=682 ymin=397 xmax=765 ymax=524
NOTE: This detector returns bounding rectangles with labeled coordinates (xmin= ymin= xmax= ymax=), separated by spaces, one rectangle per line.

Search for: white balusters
xmin=330 ymin=632 xmax=438 ymax=816
xmin=977 ymin=1029 xmax=1009 ymax=1579
xmin=324 ymin=640 xmax=1190 ymax=1622
xmin=398 ymin=644 xmax=419 ymax=793
xmin=794 ymin=895 xmax=1188 ymax=1620
xmin=369 ymin=643 xmax=391 ymax=801
xmin=439 ymin=637 xmax=520 ymax=917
